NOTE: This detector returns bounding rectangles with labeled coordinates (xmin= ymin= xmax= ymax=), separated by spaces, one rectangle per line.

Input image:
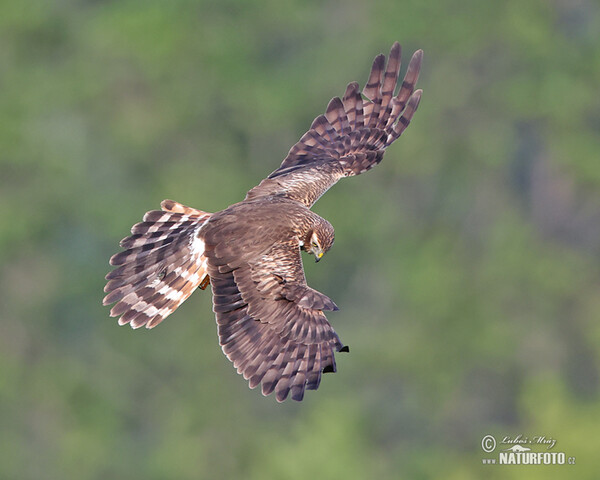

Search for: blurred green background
xmin=2 ymin=0 xmax=600 ymax=478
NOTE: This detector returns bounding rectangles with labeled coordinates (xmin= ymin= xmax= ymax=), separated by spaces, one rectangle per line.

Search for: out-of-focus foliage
xmin=1 ymin=0 xmax=599 ymax=478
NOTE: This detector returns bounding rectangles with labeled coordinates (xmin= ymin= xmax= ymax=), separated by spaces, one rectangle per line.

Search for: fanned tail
xmin=103 ymin=200 xmax=212 ymax=329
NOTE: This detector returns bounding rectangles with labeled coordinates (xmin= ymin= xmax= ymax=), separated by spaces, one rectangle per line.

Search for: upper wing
xmin=245 ymin=42 xmax=423 ymax=208
xmin=204 ymin=236 xmax=347 ymax=402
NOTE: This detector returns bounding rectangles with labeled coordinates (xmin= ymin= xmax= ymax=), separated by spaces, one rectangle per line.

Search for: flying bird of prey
xmin=104 ymin=42 xmax=423 ymax=402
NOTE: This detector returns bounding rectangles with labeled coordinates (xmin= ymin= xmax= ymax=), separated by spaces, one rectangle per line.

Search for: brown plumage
xmin=104 ymin=42 xmax=423 ymax=402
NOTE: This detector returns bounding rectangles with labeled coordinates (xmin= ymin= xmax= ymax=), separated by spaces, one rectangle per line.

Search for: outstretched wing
xmin=204 ymin=234 xmax=348 ymax=402
xmin=245 ymin=42 xmax=423 ymax=208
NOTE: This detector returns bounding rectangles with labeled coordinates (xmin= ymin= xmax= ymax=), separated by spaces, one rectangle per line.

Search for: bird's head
xmin=303 ymin=222 xmax=334 ymax=262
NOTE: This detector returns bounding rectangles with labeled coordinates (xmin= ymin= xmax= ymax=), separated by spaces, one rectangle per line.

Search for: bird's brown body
xmin=202 ymin=197 xmax=333 ymax=263
xmin=104 ymin=42 xmax=423 ymax=401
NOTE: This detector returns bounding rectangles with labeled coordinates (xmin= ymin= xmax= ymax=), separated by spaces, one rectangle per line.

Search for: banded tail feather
xmin=103 ymin=200 xmax=212 ymax=329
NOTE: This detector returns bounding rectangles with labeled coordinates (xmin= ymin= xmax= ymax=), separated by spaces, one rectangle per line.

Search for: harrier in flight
xmin=104 ymin=42 xmax=423 ymax=402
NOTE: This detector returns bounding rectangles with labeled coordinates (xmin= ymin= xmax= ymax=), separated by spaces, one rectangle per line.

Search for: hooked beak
xmin=315 ymin=252 xmax=323 ymax=263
